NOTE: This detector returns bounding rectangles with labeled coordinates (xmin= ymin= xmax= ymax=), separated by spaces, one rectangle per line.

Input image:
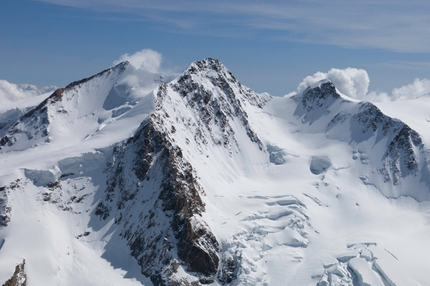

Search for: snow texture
xmin=1 ymin=59 xmax=430 ymax=286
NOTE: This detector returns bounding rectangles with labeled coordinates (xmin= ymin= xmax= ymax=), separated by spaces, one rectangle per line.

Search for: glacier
xmin=0 ymin=58 xmax=430 ymax=285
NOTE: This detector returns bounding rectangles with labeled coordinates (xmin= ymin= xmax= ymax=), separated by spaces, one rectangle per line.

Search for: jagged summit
xmin=1 ymin=59 xmax=430 ymax=286
xmin=186 ymin=58 xmax=225 ymax=73
xmin=289 ymin=80 xmax=430 ymax=200
xmin=302 ymin=78 xmax=335 ymax=92
xmin=182 ymin=58 xmax=240 ymax=90
xmin=178 ymin=58 xmax=270 ymax=107
xmin=159 ymin=58 xmax=271 ymax=155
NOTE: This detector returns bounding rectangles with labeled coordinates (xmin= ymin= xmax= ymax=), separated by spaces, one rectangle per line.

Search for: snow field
xmin=1 ymin=60 xmax=430 ymax=285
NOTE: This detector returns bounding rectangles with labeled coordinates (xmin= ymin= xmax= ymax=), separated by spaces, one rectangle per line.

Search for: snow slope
xmin=1 ymin=59 xmax=430 ymax=286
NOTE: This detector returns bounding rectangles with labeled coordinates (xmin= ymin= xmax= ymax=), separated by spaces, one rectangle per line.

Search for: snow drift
xmin=1 ymin=58 xmax=430 ymax=286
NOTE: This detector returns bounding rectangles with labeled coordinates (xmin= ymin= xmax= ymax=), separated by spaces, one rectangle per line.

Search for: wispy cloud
xmin=113 ymin=49 xmax=181 ymax=75
xmin=34 ymin=0 xmax=430 ymax=52
xmin=0 ymin=80 xmax=56 ymax=103
xmin=113 ymin=49 xmax=163 ymax=73
xmin=373 ymin=61 xmax=430 ymax=71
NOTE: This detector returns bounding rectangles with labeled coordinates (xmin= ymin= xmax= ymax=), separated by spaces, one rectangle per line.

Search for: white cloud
xmin=297 ymin=68 xmax=370 ymax=99
xmin=392 ymin=78 xmax=430 ymax=100
xmin=365 ymin=90 xmax=391 ymax=102
xmin=297 ymin=71 xmax=327 ymax=93
xmin=0 ymin=80 xmax=38 ymax=103
xmin=364 ymin=78 xmax=430 ymax=102
xmin=0 ymin=80 xmax=57 ymax=104
xmin=113 ymin=49 xmax=162 ymax=73
xmin=298 ymin=68 xmax=430 ymax=102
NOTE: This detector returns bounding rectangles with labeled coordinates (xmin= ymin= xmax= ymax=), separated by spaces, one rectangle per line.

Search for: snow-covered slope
xmin=1 ymin=59 xmax=430 ymax=286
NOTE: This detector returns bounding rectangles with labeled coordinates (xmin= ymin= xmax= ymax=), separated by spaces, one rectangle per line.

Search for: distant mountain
xmin=1 ymin=59 xmax=429 ymax=286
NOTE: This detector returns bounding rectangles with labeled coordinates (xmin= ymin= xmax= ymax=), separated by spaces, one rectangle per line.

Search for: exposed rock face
xmin=351 ymin=102 xmax=423 ymax=184
xmin=94 ymin=59 xmax=271 ymax=284
xmin=169 ymin=58 xmax=269 ymax=151
xmin=296 ymin=81 xmax=426 ymax=188
xmin=2 ymin=59 xmax=430 ymax=285
xmin=98 ymin=114 xmax=219 ymax=285
xmin=294 ymin=81 xmax=343 ymax=123
xmin=0 ymin=61 xmax=129 ymax=152
xmin=218 ymin=256 xmax=235 ymax=284
xmin=0 ymin=180 xmax=23 ymax=228
xmin=0 ymin=188 xmax=11 ymax=228
xmin=0 ymin=109 xmax=26 ymax=138
xmin=0 ymin=92 xmax=54 ymax=150
xmin=2 ymin=260 xmax=26 ymax=286
xmin=0 ymin=87 xmax=66 ymax=150
xmin=381 ymin=125 xmax=423 ymax=184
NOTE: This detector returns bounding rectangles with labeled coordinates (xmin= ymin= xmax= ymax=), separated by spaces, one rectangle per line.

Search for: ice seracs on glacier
xmin=1 ymin=58 xmax=430 ymax=286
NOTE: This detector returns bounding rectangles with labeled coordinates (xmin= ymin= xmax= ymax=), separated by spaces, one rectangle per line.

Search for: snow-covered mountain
xmin=1 ymin=58 xmax=430 ymax=286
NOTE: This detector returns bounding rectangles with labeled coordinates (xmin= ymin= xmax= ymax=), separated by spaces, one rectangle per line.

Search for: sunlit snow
xmin=1 ymin=59 xmax=430 ymax=286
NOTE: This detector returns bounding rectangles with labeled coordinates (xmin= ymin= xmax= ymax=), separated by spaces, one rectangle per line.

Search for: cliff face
xmin=2 ymin=260 xmax=26 ymax=286
xmin=99 ymin=115 xmax=219 ymax=285
xmin=1 ymin=59 xmax=430 ymax=286
xmin=293 ymin=81 xmax=429 ymax=199
xmin=95 ymin=59 xmax=271 ymax=285
xmin=0 ymin=89 xmax=60 ymax=151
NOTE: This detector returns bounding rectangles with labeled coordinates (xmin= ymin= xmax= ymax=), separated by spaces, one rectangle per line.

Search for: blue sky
xmin=1 ymin=0 xmax=430 ymax=97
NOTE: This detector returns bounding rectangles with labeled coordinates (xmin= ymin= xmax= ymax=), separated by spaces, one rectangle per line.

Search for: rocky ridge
xmin=94 ymin=58 xmax=272 ymax=285
xmin=2 ymin=260 xmax=26 ymax=286
xmin=0 ymin=62 xmax=129 ymax=152
xmin=1 ymin=59 xmax=430 ymax=285
xmin=294 ymin=81 xmax=429 ymax=198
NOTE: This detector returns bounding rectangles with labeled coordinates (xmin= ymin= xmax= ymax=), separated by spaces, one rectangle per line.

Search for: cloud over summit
xmin=298 ymin=68 xmax=430 ymax=102
xmin=297 ymin=68 xmax=370 ymax=99
xmin=114 ymin=49 xmax=163 ymax=73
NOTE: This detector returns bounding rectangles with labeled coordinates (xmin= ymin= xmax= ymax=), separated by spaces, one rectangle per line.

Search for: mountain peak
xmin=157 ymin=58 xmax=269 ymax=153
xmin=303 ymin=78 xmax=335 ymax=92
xmin=188 ymin=58 xmax=223 ymax=70
xmin=65 ymin=61 xmax=130 ymax=91
xmin=175 ymin=58 xmax=270 ymax=107
xmin=293 ymin=79 xmax=342 ymax=122
xmin=302 ymin=80 xmax=339 ymax=99
xmin=3 ymin=58 xmax=430 ymax=286
xmin=183 ymin=58 xmax=237 ymax=82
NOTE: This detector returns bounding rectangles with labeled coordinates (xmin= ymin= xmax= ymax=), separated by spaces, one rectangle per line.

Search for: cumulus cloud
xmin=298 ymin=68 xmax=430 ymax=102
xmin=297 ymin=68 xmax=370 ymax=99
xmin=113 ymin=49 xmax=163 ymax=73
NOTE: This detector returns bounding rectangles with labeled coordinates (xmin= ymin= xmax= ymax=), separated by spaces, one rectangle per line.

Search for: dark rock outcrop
xmin=94 ymin=58 xmax=272 ymax=284
xmin=0 ymin=61 xmax=129 ymax=152
xmin=2 ymin=260 xmax=26 ymax=286
xmin=170 ymin=58 xmax=269 ymax=150
xmin=99 ymin=113 xmax=219 ymax=285
xmin=296 ymin=81 xmax=426 ymax=188
xmin=294 ymin=81 xmax=343 ymax=123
